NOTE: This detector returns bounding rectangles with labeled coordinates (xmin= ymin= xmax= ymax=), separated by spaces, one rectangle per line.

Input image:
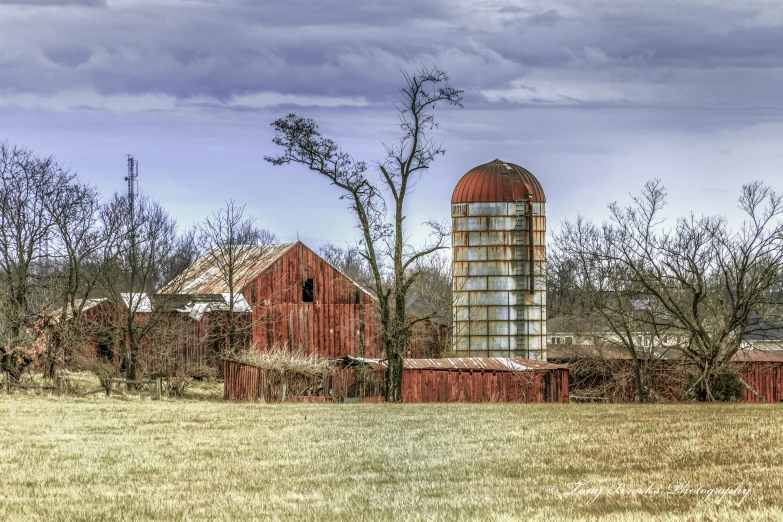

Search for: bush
xmin=685 ymin=367 xmax=744 ymax=402
xmin=711 ymin=368 xmax=744 ymax=402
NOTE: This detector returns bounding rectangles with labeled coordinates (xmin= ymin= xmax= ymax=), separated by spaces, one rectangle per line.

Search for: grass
xmin=0 ymin=393 xmax=781 ymax=521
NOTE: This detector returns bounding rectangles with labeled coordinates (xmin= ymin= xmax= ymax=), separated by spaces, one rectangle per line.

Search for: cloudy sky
xmin=2 ymin=0 xmax=782 ymax=249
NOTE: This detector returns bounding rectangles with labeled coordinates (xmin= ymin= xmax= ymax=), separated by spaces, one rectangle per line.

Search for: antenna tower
xmin=125 ymin=155 xmax=139 ymax=225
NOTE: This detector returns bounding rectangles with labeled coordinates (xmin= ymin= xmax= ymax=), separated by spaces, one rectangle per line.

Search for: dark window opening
xmin=303 ymin=278 xmax=314 ymax=302
xmin=97 ymin=336 xmax=113 ymax=361
xmin=355 ymin=289 xmax=362 ymax=304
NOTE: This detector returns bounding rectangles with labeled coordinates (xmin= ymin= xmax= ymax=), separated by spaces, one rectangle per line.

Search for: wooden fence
xmin=4 ymin=371 xmax=63 ymax=395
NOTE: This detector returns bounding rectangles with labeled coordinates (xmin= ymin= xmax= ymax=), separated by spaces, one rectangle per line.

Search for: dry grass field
xmin=0 ymin=393 xmax=781 ymax=521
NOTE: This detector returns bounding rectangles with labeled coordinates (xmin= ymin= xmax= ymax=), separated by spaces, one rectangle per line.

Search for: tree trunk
xmin=386 ymin=344 xmax=404 ymax=403
xmin=632 ymin=362 xmax=648 ymax=403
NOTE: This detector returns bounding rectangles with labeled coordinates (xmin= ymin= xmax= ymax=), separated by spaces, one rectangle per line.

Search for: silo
xmin=451 ymin=159 xmax=547 ymax=360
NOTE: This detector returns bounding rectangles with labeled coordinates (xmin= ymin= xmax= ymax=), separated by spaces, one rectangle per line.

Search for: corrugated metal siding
xmin=224 ymin=359 xmax=568 ymax=403
xmin=452 ymin=198 xmax=547 ymax=360
xmin=738 ymin=362 xmax=783 ymax=403
xmin=400 ymin=368 xmax=568 ymax=403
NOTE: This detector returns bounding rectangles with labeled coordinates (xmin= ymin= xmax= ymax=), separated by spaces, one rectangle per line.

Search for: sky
xmin=2 ymin=0 xmax=783 ymax=251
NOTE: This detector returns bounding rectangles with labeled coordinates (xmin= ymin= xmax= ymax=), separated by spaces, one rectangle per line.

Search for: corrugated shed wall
xmin=738 ymin=362 xmax=783 ymax=403
xmin=401 ymin=368 xmax=568 ymax=403
xmin=223 ymin=359 xmax=568 ymax=403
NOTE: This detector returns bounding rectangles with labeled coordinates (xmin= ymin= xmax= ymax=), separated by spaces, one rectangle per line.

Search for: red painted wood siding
xmin=244 ymin=243 xmax=382 ymax=358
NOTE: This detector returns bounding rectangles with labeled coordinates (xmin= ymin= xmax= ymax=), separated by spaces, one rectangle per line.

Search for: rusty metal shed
xmin=337 ymin=355 xmax=569 ymax=403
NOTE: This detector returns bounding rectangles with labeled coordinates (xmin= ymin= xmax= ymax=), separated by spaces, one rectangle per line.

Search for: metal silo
xmin=451 ymin=159 xmax=547 ymax=360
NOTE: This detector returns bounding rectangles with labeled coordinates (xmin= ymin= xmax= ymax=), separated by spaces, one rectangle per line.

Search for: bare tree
xmin=194 ymin=199 xmax=277 ymax=354
xmin=267 ymin=66 xmax=462 ymax=401
xmin=549 ymin=236 xmax=677 ymax=402
xmin=41 ymin=182 xmax=121 ymax=378
xmin=98 ymin=192 xmax=186 ymax=381
xmin=159 ymin=226 xmax=201 ymax=288
xmin=0 ymin=142 xmax=94 ymax=379
xmin=556 ymin=180 xmax=783 ymax=401
xmin=318 ymin=243 xmax=373 ymax=286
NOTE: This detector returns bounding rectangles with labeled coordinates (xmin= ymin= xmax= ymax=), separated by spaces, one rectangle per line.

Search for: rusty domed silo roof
xmin=451 ymin=159 xmax=546 ymax=204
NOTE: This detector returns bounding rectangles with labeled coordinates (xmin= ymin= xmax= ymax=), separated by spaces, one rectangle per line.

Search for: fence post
xmin=57 ymin=377 xmax=63 ymax=396
xmin=5 ymin=371 xmax=9 ymax=394
xmin=157 ymin=378 xmax=162 ymax=400
xmin=106 ymin=379 xmax=111 ymax=397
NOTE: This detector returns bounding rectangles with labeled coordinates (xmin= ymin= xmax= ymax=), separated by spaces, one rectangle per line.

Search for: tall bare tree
xmin=0 ymin=141 xmax=97 ymax=379
xmin=318 ymin=243 xmax=372 ymax=286
xmin=41 ymin=179 xmax=123 ymax=378
xmin=98 ymin=192 xmax=185 ymax=381
xmin=195 ymin=199 xmax=277 ymax=353
xmin=556 ymin=180 xmax=783 ymax=401
xmin=267 ymin=66 xmax=463 ymax=401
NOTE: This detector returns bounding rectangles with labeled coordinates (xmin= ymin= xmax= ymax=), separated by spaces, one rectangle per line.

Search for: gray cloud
xmin=0 ymin=0 xmax=104 ymax=5
xmin=1 ymin=1 xmax=782 ymax=135
xmin=43 ymin=46 xmax=92 ymax=67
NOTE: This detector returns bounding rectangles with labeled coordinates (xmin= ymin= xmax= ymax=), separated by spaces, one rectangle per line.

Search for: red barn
xmin=164 ymin=242 xmax=382 ymax=359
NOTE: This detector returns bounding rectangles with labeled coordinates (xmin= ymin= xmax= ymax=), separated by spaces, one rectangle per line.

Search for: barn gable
xmin=159 ymin=241 xmax=382 ymax=359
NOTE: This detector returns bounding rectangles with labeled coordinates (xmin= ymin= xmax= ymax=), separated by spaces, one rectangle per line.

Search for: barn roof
xmin=46 ymin=298 xmax=109 ymax=321
xmin=159 ymin=293 xmax=251 ymax=321
xmin=121 ymin=292 xmax=153 ymax=313
xmin=161 ymin=243 xmax=296 ymax=294
xmin=161 ymin=241 xmax=377 ymax=301
xmin=731 ymin=350 xmax=783 ymax=363
xmin=337 ymin=355 xmax=566 ymax=371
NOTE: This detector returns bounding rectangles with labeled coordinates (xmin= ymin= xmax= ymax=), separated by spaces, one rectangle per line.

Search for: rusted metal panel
xmin=469 ymin=231 xmax=512 ymax=246
xmin=399 ymin=366 xmax=568 ymax=403
xmin=454 ymin=216 xmax=488 ymax=232
xmin=468 ymin=202 xmax=511 ymax=216
xmin=451 ymin=160 xmax=546 ymax=204
xmin=488 ymin=322 xmax=511 ymax=336
xmin=467 ymin=247 xmax=488 ymax=261
xmin=452 ymin=232 xmax=469 ymax=247
xmin=469 ymin=291 xmax=509 ymax=306
xmin=487 ymin=276 xmax=516 ymax=291
xmin=467 ymin=262 xmax=509 ymax=276
xmin=487 ymin=246 xmax=513 ymax=260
